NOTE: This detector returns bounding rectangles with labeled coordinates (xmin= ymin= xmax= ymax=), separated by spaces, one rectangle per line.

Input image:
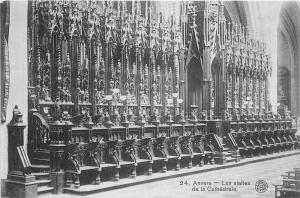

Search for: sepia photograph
xmin=0 ymin=0 xmax=299 ymax=198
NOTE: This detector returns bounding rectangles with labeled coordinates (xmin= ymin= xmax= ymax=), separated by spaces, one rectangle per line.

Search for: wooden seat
xmin=274 ymin=168 xmax=300 ymax=198
xmin=275 ymin=185 xmax=300 ymax=198
xmin=132 ymin=138 xmax=153 ymax=175
xmin=165 ymin=136 xmax=181 ymax=170
xmin=98 ymin=140 xmax=136 ymax=180
xmin=65 ymin=142 xmax=102 ymax=188
xmin=100 ymin=163 xmax=117 ymax=168
xmin=149 ymin=137 xmax=168 ymax=172
xmin=178 ymin=135 xmax=193 ymax=168
xmin=191 ymin=135 xmax=207 ymax=166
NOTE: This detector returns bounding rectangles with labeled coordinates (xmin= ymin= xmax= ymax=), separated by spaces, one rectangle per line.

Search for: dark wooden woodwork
xmin=6 ymin=106 xmax=37 ymax=198
xmin=25 ymin=1 xmax=298 ymax=194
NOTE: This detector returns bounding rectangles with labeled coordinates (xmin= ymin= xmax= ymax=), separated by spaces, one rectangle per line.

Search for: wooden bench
xmin=274 ymin=185 xmax=300 ymax=198
xmin=274 ymin=168 xmax=300 ymax=198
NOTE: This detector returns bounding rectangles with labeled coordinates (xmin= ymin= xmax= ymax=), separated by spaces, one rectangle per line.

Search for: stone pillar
xmin=6 ymin=106 xmax=37 ymax=198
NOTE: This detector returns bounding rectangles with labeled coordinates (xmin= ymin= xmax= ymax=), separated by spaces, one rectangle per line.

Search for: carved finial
xmin=9 ymin=105 xmax=25 ymax=125
xmin=12 ymin=105 xmax=20 ymax=121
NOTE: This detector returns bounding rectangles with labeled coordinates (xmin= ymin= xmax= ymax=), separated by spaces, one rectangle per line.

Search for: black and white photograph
xmin=0 ymin=0 xmax=299 ymax=198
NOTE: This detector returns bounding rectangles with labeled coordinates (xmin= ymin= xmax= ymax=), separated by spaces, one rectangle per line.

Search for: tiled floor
xmin=41 ymin=154 xmax=300 ymax=198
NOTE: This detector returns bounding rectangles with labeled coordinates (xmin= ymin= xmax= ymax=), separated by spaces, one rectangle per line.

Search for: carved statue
xmin=11 ymin=105 xmax=21 ymax=124
xmin=41 ymin=85 xmax=51 ymax=102
xmin=54 ymin=98 xmax=61 ymax=121
xmin=104 ymin=111 xmax=112 ymax=127
xmin=200 ymin=110 xmax=207 ymax=120
xmin=121 ymin=110 xmax=128 ymax=123
xmin=113 ymin=108 xmax=121 ymax=126
xmin=191 ymin=108 xmax=198 ymax=121
xmin=152 ymin=107 xmax=160 ymax=123
xmin=140 ymin=90 xmax=149 ymax=105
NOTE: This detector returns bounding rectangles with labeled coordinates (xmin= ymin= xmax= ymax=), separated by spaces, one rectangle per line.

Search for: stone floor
xmin=41 ymin=154 xmax=300 ymax=198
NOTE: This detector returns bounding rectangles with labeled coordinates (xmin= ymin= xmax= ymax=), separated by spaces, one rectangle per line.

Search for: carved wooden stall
xmin=26 ymin=0 xmax=299 ymax=195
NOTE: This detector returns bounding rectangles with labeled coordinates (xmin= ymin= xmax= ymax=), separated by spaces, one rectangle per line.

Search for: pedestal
xmin=6 ymin=106 xmax=37 ymax=198
xmin=50 ymin=171 xmax=65 ymax=194
xmin=49 ymin=144 xmax=66 ymax=194
xmin=6 ymin=175 xmax=37 ymax=198
xmin=48 ymin=120 xmax=73 ymax=194
xmin=214 ymin=152 xmax=227 ymax=165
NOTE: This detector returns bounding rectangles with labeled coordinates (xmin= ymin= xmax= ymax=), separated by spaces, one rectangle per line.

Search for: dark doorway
xmin=211 ymin=58 xmax=222 ymax=119
xmin=186 ymin=57 xmax=203 ymax=117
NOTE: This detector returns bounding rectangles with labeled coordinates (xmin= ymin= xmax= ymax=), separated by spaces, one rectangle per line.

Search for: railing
xmin=224 ymin=133 xmax=238 ymax=150
xmin=205 ymin=133 xmax=222 ymax=153
xmin=29 ymin=111 xmax=50 ymax=150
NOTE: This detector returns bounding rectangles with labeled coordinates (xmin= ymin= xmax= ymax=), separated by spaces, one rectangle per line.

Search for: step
xmin=31 ymin=158 xmax=50 ymax=165
xmin=223 ymin=152 xmax=233 ymax=157
xmin=226 ymin=157 xmax=237 ymax=163
xmin=38 ymin=186 xmax=54 ymax=195
xmin=64 ymin=151 xmax=300 ymax=195
xmin=31 ymin=164 xmax=50 ymax=172
xmin=31 ymin=149 xmax=50 ymax=159
xmin=35 ymin=179 xmax=51 ymax=187
xmin=32 ymin=172 xmax=50 ymax=180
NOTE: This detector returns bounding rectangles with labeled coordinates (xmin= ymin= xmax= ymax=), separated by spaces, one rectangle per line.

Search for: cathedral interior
xmin=0 ymin=1 xmax=300 ymax=197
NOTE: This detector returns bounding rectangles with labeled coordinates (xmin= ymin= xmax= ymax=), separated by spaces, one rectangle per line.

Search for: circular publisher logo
xmin=255 ymin=180 xmax=268 ymax=193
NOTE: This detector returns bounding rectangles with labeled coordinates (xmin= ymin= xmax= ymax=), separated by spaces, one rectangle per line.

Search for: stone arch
xmin=185 ymin=56 xmax=203 ymax=116
xmin=211 ymin=57 xmax=223 ymax=118
xmin=277 ymin=1 xmax=300 ymax=116
xmin=224 ymin=1 xmax=251 ymax=26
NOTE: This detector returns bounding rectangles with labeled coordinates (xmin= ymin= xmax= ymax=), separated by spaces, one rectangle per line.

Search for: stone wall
xmin=0 ymin=1 xmax=28 ymax=196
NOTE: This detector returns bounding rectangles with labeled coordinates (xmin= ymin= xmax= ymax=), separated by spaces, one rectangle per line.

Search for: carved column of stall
xmin=265 ymin=55 xmax=272 ymax=112
xmin=248 ymin=41 xmax=255 ymax=116
xmin=44 ymin=3 xmax=72 ymax=193
xmin=232 ymin=51 xmax=239 ymax=119
xmin=6 ymin=106 xmax=37 ymax=198
xmin=105 ymin=5 xmax=118 ymax=128
xmin=234 ymin=23 xmax=241 ymax=120
xmin=174 ymin=27 xmax=182 ymax=123
xmin=217 ymin=6 xmax=226 ymax=120
xmin=239 ymin=26 xmax=247 ymax=119
xmin=203 ymin=2 xmax=220 ymax=120
xmin=178 ymin=48 xmax=187 ymax=124
xmin=164 ymin=53 xmax=175 ymax=125
xmin=150 ymin=19 xmax=162 ymax=126
xmin=227 ymin=22 xmax=236 ymax=120
xmin=120 ymin=21 xmax=130 ymax=131
xmin=75 ymin=39 xmax=92 ymax=115
xmin=160 ymin=18 xmax=172 ymax=124
xmin=224 ymin=47 xmax=233 ymax=120
xmin=245 ymin=51 xmax=251 ymax=117
xmin=240 ymin=52 xmax=247 ymax=118
xmin=258 ymin=52 xmax=263 ymax=114
xmin=253 ymin=50 xmax=259 ymax=115
xmin=28 ymin=1 xmax=41 ymax=154
xmin=48 ymin=119 xmax=73 ymax=194
xmin=36 ymin=1 xmax=54 ymax=120
xmin=50 ymin=26 xmax=73 ymax=190
xmin=136 ymin=14 xmax=150 ymax=127
xmin=94 ymin=41 xmax=107 ymax=117
xmin=260 ymin=46 xmax=269 ymax=114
